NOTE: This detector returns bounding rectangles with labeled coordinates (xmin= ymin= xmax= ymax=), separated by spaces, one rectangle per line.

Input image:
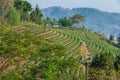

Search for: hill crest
xmin=41 ymin=6 xmax=120 ymax=37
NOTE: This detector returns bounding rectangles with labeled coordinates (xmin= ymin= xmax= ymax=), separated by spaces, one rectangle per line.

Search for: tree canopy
xmin=58 ymin=17 xmax=72 ymax=27
xmin=6 ymin=8 xmax=20 ymax=26
xmin=71 ymin=14 xmax=84 ymax=28
xmin=109 ymin=35 xmax=114 ymax=43
xmin=117 ymin=34 xmax=120 ymax=47
xmin=14 ymin=0 xmax=32 ymax=12
xmin=14 ymin=0 xmax=32 ymax=21
xmin=30 ymin=5 xmax=43 ymax=24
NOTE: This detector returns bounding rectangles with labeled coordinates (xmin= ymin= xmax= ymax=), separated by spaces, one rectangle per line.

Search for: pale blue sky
xmin=28 ymin=0 xmax=120 ymax=13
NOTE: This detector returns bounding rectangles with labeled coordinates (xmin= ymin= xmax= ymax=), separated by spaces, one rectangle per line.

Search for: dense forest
xmin=0 ymin=0 xmax=120 ymax=80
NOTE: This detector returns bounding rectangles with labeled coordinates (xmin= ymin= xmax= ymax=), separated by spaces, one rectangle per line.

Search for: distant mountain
xmin=41 ymin=6 xmax=120 ymax=37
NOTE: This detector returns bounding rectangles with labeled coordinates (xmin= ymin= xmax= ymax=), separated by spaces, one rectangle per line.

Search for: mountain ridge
xmin=41 ymin=6 xmax=120 ymax=37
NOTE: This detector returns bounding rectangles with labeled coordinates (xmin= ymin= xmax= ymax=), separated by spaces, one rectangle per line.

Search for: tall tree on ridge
xmin=109 ymin=35 xmax=114 ymax=43
xmin=58 ymin=17 xmax=72 ymax=27
xmin=45 ymin=16 xmax=52 ymax=26
xmin=6 ymin=8 xmax=20 ymax=26
xmin=30 ymin=4 xmax=43 ymax=24
xmin=0 ymin=0 xmax=14 ymax=15
xmin=117 ymin=34 xmax=120 ymax=47
xmin=14 ymin=0 xmax=32 ymax=21
xmin=0 ymin=0 xmax=14 ymax=23
xmin=71 ymin=14 xmax=84 ymax=29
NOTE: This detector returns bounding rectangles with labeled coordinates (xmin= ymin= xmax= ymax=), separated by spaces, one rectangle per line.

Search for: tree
xmin=71 ymin=14 xmax=84 ymax=29
xmin=79 ymin=26 xmax=87 ymax=31
xmin=109 ymin=35 xmax=114 ymax=43
xmin=14 ymin=0 xmax=32 ymax=21
xmin=114 ymin=55 xmax=120 ymax=71
xmin=91 ymin=52 xmax=115 ymax=69
xmin=58 ymin=17 xmax=72 ymax=27
xmin=53 ymin=18 xmax=58 ymax=25
xmin=45 ymin=17 xmax=52 ymax=27
xmin=0 ymin=0 xmax=14 ymax=15
xmin=117 ymin=34 xmax=120 ymax=47
xmin=0 ymin=0 xmax=14 ymax=24
xmin=6 ymin=8 xmax=20 ymax=26
xmin=30 ymin=5 xmax=43 ymax=24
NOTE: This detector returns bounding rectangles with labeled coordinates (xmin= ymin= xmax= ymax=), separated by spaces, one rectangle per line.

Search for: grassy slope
xmin=0 ymin=23 xmax=120 ymax=79
xmin=14 ymin=23 xmax=120 ymax=57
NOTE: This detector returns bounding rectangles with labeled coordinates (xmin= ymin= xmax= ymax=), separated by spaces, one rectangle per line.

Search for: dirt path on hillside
xmin=80 ymin=41 xmax=90 ymax=74
xmin=81 ymin=41 xmax=88 ymax=58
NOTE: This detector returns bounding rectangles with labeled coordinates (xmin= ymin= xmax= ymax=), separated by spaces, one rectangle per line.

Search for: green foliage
xmin=52 ymin=18 xmax=58 ymax=25
xmin=0 ymin=23 xmax=85 ymax=80
xmin=0 ymin=0 xmax=14 ymax=24
xmin=71 ymin=14 xmax=84 ymax=23
xmin=0 ymin=0 xmax=14 ymax=15
xmin=71 ymin=14 xmax=84 ymax=28
xmin=91 ymin=52 xmax=115 ymax=69
xmin=79 ymin=26 xmax=88 ymax=31
xmin=117 ymin=34 xmax=120 ymax=47
xmin=14 ymin=0 xmax=32 ymax=13
xmin=109 ymin=35 xmax=114 ymax=43
xmin=22 ymin=12 xmax=30 ymax=21
xmin=30 ymin=5 xmax=43 ymax=24
xmin=14 ymin=0 xmax=32 ymax=21
xmin=0 ymin=72 xmax=23 ymax=80
xmin=0 ymin=24 xmax=77 ymax=80
xmin=0 ymin=22 xmax=120 ymax=80
xmin=28 ymin=55 xmax=79 ymax=80
xmin=89 ymin=52 xmax=120 ymax=80
xmin=88 ymin=68 xmax=119 ymax=80
xmin=58 ymin=17 xmax=72 ymax=27
xmin=44 ymin=17 xmax=53 ymax=27
xmin=114 ymin=55 xmax=120 ymax=71
xmin=6 ymin=8 xmax=20 ymax=26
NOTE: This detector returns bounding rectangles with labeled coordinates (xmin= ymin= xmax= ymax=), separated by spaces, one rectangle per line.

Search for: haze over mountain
xmin=41 ymin=6 xmax=120 ymax=37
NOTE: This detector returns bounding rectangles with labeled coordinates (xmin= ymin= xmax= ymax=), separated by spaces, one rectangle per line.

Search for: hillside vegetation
xmin=0 ymin=23 xmax=120 ymax=80
xmin=0 ymin=0 xmax=120 ymax=80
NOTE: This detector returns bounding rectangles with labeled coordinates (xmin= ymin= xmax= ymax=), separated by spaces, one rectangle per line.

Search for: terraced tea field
xmin=0 ymin=23 xmax=120 ymax=79
xmin=13 ymin=23 xmax=120 ymax=57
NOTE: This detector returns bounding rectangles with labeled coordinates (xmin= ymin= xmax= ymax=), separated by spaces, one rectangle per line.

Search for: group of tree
xmin=0 ymin=0 xmax=14 ymax=23
xmin=0 ymin=0 xmax=43 ymax=26
xmin=109 ymin=34 xmax=120 ymax=48
xmin=117 ymin=34 xmax=120 ymax=47
xmin=58 ymin=17 xmax=72 ymax=28
xmin=0 ymin=0 xmax=85 ymax=29
xmin=71 ymin=14 xmax=84 ymax=28
xmin=44 ymin=17 xmax=58 ymax=27
xmin=44 ymin=14 xmax=85 ymax=29
xmin=58 ymin=14 xmax=84 ymax=29
xmin=109 ymin=35 xmax=114 ymax=43
xmin=89 ymin=51 xmax=120 ymax=79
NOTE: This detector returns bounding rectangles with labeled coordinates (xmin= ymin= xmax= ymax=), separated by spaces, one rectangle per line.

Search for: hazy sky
xmin=28 ymin=0 xmax=120 ymax=13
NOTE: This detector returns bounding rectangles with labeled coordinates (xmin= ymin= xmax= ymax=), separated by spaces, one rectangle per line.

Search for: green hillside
xmin=0 ymin=0 xmax=120 ymax=80
xmin=0 ymin=23 xmax=120 ymax=80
